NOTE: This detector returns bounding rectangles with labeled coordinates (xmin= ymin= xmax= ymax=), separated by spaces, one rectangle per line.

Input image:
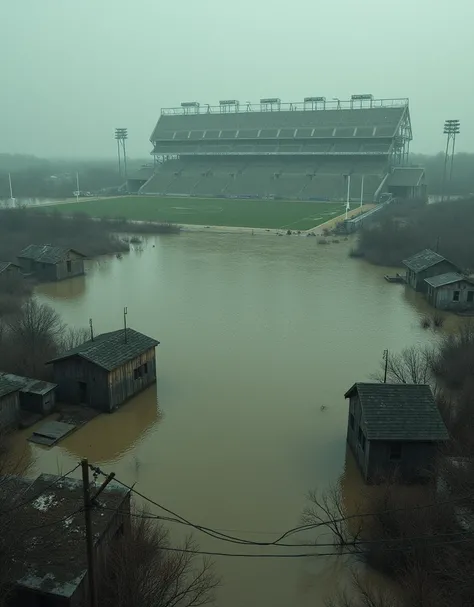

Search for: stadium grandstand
xmin=133 ymin=96 xmax=414 ymax=202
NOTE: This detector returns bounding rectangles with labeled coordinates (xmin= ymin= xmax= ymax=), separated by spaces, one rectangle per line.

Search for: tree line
xmin=353 ymin=197 xmax=474 ymax=269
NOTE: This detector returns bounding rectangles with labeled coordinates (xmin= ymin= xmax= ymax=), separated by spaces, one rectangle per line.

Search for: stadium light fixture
xmin=351 ymin=94 xmax=374 ymax=109
xmin=304 ymin=97 xmax=326 ymax=110
xmin=219 ymin=100 xmax=240 ymax=113
xmin=181 ymin=101 xmax=200 ymax=115
xmin=114 ymin=128 xmax=128 ymax=178
xmin=260 ymin=98 xmax=281 ymax=112
xmin=441 ymin=119 xmax=460 ymax=202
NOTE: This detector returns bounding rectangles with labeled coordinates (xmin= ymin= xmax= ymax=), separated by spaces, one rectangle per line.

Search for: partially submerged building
xmin=1 ymin=373 xmax=57 ymax=415
xmin=386 ymin=166 xmax=427 ymax=200
xmin=3 ymin=472 xmax=130 ymax=607
xmin=0 ymin=261 xmax=22 ymax=282
xmin=17 ymin=245 xmax=86 ymax=282
xmin=345 ymin=382 xmax=449 ymax=483
xmin=48 ymin=328 xmax=159 ymax=412
xmin=402 ymin=249 xmax=459 ymax=293
xmin=425 ymin=272 xmax=474 ymax=311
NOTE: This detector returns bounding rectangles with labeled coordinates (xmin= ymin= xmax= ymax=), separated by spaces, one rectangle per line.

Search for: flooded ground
xmin=26 ymin=232 xmax=443 ymax=606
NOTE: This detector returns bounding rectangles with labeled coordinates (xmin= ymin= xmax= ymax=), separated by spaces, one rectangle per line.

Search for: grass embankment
xmin=42 ymin=196 xmax=345 ymax=230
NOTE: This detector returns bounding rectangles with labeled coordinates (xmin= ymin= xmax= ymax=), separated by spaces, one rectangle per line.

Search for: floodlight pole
xmin=360 ymin=174 xmax=364 ymax=208
xmin=441 ymin=119 xmax=460 ymax=203
xmin=345 ymin=174 xmax=351 ymax=219
xmin=76 ymin=172 xmax=80 ymax=202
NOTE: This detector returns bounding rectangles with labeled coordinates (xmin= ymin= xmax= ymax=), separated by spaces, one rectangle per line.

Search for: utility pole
xmin=81 ymin=459 xmax=97 ymax=607
xmin=383 ymin=349 xmax=389 ymax=384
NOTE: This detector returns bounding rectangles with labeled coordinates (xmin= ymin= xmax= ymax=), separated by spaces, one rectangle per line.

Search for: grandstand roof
xmin=151 ymin=106 xmax=407 ymax=142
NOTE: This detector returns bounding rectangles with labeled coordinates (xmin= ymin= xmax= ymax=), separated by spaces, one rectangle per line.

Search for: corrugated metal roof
xmin=345 ymin=383 xmax=449 ymax=441
xmin=402 ymin=249 xmax=447 ymax=273
xmin=1 ymin=373 xmax=57 ymax=395
xmin=0 ymin=261 xmax=20 ymax=273
xmin=0 ymin=375 xmax=22 ymax=399
xmin=387 ymin=167 xmax=424 ymax=187
xmin=18 ymin=245 xmax=85 ymax=265
xmin=424 ymin=272 xmax=472 ymax=288
xmin=47 ymin=328 xmax=159 ymax=371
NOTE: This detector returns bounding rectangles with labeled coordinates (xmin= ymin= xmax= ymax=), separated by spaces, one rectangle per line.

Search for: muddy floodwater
xmin=27 ymin=232 xmax=442 ymax=606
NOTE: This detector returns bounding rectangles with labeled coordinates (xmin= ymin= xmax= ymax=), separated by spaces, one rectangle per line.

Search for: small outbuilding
xmin=345 ymin=382 xmax=449 ymax=484
xmin=402 ymin=249 xmax=459 ymax=293
xmin=17 ymin=244 xmax=86 ymax=282
xmin=0 ymin=376 xmax=21 ymax=429
xmin=0 ymin=261 xmax=22 ymax=282
xmin=425 ymin=272 xmax=474 ymax=311
xmin=386 ymin=167 xmax=427 ymax=201
xmin=1 ymin=373 xmax=57 ymax=415
xmin=3 ymin=472 xmax=130 ymax=607
xmin=47 ymin=328 xmax=159 ymax=412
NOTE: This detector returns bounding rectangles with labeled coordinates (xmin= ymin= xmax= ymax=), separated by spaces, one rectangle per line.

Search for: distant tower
xmin=441 ymin=119 xmax=460 ymax=202
xmin=115 ymin=128 xmax=128 ymax=179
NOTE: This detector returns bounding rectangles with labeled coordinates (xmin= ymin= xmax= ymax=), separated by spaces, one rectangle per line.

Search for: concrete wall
xmin=427 ymin=280 xmax=474 ymax=311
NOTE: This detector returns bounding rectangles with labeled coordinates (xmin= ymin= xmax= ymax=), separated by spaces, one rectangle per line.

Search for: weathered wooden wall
xmin=52 ymin=358 xmax=109 ymax=411
xmin=0 ymin=391 xmax=20 ymax=429
xmin=346 ymin=394 xmax=370 ymax=481
xmin=108 ymin=348 xmax=157 ymax=410
xmin=19 ymin=390 xmax=56 ymax=415
xmin=428 ymin=280 xmax=474 ymax=311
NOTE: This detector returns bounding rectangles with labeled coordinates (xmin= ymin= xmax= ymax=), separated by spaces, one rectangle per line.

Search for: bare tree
xmin=326 ymin=571 xmax=402 ymax=607
xmin=373 ymin=346 xmax=433 ymax=386
xmin=302 ymin=485 xmax=363 ymax=549
xmin=98 ymin=514 xmax=219 ymax=607
xmin=57 ymin=326 xmax=90 ymax=353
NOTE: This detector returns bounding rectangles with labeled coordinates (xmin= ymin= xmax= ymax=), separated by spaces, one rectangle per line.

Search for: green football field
xmin=44 ymin=196 xmax=345 ymax=230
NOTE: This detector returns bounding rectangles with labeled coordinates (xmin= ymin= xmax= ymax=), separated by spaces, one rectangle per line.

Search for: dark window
xmin=358 ymin=427 xmax=362 ymax=444
xmin=349 ymin=412 xmax=355 ymax=430
xmin=143 ymin=362 xmax=148 ymax=374
xmin=114 ymin=522 xmax=125 ymax=538
xmin=453 ymin=290 xmax=460 ymax=302
xmin=134 ymin=367 xmax=140 ymax=380
xmin=389 ymin=442 xmax=402 ymax=461
xmin=67 ymin=260 xmax=72 ymax=273
xmin=468 ymin=291 xmax=474 ymax=303
xmin=361 ymin=433 xmax=366 ymax=452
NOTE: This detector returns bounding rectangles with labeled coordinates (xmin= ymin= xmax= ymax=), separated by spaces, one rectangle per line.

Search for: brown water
xmin=27 ymin=233 xmax=441 ymax=606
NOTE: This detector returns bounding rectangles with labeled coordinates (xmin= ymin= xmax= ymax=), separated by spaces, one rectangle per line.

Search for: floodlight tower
xmin=441 ymin=119 xmax=460 ymax=202
xmin=115 ymin=128 xmax=128 ymax=178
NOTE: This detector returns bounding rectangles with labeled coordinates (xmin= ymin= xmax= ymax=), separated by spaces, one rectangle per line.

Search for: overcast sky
xmin=1 ymin=0 xmax=473 ymax=158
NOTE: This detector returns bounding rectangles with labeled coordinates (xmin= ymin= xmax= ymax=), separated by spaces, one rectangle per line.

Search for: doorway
xmin=78 ymin=381 xmax=88 ymax=404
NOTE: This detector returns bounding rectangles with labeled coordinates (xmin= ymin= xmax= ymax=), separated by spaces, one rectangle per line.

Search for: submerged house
xmin=425 ymin=272 xmax=474 ymax=311
xmin=3 ymin=473 xmax=130 ymax=607
xmin=402 ymin=249 xmax=459 ymax=293
xmin=345 ymin=382 xmax=449 ymax=484
xmin=47 ymin=328 xmax=159 ymax=412
xmin=0 ymin=261 xmax=22 ymax=283
xmin=17 ymin=244 xmax=86 ymax=282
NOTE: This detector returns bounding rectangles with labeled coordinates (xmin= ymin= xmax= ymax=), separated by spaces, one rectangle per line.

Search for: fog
xmin=1 ymin=0 xmax=473 ymax=158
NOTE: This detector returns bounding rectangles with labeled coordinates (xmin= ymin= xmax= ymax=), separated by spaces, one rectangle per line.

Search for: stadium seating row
xmin=152 ymin=141 xmax=392 ymax=155
xmin=140 ymin=157 xmax=387 ymax=201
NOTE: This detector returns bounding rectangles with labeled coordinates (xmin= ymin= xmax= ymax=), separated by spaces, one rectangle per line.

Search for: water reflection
xmin=36 ymin=273 xmax=87 ymax=301
xmin=61 ymin=385 xmax=160 ymax=464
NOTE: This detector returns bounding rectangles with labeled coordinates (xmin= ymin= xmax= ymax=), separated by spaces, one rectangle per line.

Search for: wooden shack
xmin=17 ymin=244 xmax=86 ymax=282
xmin=0 ymin=376 xmax=21 ymax=429
xmin=0 ymin=261 xmax=22 ymax=283
xmin=402 ymin=249 xmax=459 ymax=293
xmin=345 ymin=383 xmax=449 ymax=484
xmin=2 ymin=373 xmax=57 ymax=415
xmin=4 ymin=473 xmax=130 ymax=607
xmin=47 ymin=328 xmax=159 ymax=412
xmin=425 ymin=272 xmax=474 ymax=311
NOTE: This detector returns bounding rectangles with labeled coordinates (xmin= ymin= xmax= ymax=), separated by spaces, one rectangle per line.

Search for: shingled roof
xmin=344 ymin=383 xmax=449 ymax=441
xmin=424 ymin=272 xmax=472 ymax=288
xmin=47 ymin=328 xmax=159 ymax=371
xmin=18 ymin=245 xmax=85 ymax=265
xmin=402 ymin=249 xmax=450 ymax=273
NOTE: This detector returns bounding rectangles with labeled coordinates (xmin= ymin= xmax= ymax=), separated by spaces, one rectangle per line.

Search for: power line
xmin=89 ymin=465 xmax=474 ymax=550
